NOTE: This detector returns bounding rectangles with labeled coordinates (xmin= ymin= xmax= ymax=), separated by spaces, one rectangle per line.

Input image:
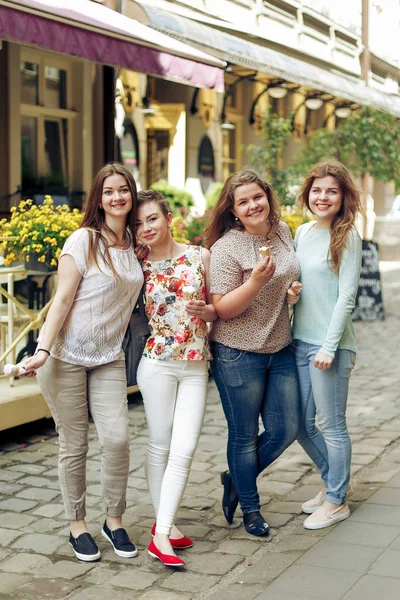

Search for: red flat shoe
xmin=147 ymin=539 xmax=185 ymax=567
xmin=151 ymin=522 xmax=193 ymax=549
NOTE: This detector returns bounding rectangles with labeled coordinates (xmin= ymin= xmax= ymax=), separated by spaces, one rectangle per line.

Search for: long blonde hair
xmin=299 ymin=159 xmax=362 ymax=274
xmin=80 ymin=163 xmax=137 ymax=278
xmin=204 ymin=169 xmax=281 ymax=249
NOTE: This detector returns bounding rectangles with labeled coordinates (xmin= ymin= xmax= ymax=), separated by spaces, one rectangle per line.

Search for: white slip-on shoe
xmin=302 ymin=489 xmax=326 ymax=514
xmin=302 ymin=484 xmax=353 ymax=514
xmin=303 ymin=501 xmax=350 ymax=530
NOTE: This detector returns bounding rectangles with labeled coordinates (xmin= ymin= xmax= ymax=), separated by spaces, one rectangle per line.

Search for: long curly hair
xmin=299 ymin=159 xmax=362 ymax=274
xmin=80 ymin=163 xmax=137 ymax=278
xmin=204 ymin=169 xmax=281 ymax=249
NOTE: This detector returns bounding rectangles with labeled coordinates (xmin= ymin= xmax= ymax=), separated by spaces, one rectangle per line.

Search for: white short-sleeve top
xmin=49 ymin=228 xmax=143 ymax=367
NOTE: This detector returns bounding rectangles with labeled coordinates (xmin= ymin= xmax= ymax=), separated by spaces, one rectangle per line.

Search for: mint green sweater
xmin=292 ymin=222 xmax=362 ymax=357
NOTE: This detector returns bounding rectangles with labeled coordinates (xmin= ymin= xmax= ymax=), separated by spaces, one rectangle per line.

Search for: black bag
xmin=123 ymin=292 xmax=150 ymax=388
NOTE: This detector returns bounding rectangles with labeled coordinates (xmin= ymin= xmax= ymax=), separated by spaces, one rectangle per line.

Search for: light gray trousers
xmin=37 ymin=357 xmax=130 ymax=520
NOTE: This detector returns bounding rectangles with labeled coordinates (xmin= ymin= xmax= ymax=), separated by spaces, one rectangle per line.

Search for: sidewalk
xmin=0 ymin=263 xmax=399 ymax=600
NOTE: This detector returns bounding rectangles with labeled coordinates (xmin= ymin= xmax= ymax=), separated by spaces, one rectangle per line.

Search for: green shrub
xmin=205 ymin=183 xmax=223 ymax=209
xmin=150 ymin=180 xmax=194 ymax=215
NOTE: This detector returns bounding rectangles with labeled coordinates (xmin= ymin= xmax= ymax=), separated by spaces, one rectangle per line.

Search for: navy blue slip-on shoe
xmin=101 ymin=520 xmax=138 ymax=558
xmin=243 ymin=512 xmax=270 ymax=537
xmin=221 ymin=470 xmax=239 ymax=524
xmin=69 ymin=532 xmax=101 ymax=562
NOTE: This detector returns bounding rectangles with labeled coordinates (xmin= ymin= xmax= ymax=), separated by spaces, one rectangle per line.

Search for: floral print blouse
xmin=142 ymin=245 xmax=212 ymax=361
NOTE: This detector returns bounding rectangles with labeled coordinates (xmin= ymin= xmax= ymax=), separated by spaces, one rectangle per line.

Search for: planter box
xmin=24 ymin=254 xmax=56 ymax=273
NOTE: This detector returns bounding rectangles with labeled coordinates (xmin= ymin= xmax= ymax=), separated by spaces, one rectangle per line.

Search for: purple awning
xmin=0 ymin=1 xmax=225 ymax=91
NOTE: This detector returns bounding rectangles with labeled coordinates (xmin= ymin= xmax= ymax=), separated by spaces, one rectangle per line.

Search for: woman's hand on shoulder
xmin=135 ymin=242 xmax=150 ymax=261
xmin=314 ymin=351 xmax=334 ymax=370
xmin=251 ymin=256 xmax=276 ymax=287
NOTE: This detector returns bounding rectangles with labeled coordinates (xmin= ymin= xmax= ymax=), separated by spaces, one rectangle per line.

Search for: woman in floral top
xmin=135 ymin=190 xmax=216 ymax=568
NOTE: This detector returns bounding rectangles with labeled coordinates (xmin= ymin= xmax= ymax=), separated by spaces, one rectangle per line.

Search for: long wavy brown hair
xmin=80 ymin=163 xmax=137 ymax=278
xmin=204 ymin=169 xmax=281 ymax=249
xmin=299 ymin=159 xmax=362 ymax=274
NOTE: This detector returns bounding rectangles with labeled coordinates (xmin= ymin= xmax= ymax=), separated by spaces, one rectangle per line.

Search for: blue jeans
xmin=210 ymin=342 xmax=300 ymax=514
xmin=295 ymin=340 xmax=355 ymax=504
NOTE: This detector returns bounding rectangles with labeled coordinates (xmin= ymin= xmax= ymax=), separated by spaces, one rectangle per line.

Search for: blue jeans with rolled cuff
xmin=295 ymin=340 xmax=355 ymax=505
xmin=210 ymin=342 xmax=300 ymax=514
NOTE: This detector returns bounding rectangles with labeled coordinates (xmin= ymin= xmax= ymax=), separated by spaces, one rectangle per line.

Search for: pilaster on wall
xmin=0 ymin=43 xmax=9 ymax=197
xmin=7 ymin=43 xmax=20 ymax=199
xmin=81 ymin=61 xmax=94 ymax=194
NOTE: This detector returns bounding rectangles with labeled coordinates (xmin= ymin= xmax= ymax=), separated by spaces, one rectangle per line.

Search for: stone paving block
xmin=326 ymin=521 xmax=400 ymax=548
xmin=284 ymin=485 xmax=321 ymax=503
xmin=266 ymin=502 xmax=303 ymax=515
xmin=26 ymin=517 xmax=65 ymax=534
xmin=0 ymin=498 xmax=38 ymax=512
xmin=366 ymin=486 xmax=400 ymax=505
xmin=33 ymin=503 xmax=65 ymax=517
xmin=348 ymin=485 xmax=379 ymax=502
xmin=0 ymin=572 xmax=31 ymax=595
xmin=0 ymin=512 xmax=37 ymax=529
xmin=39 ymin=559 xmax=95 ymax=579
xmin=255 ymin=592 xmax=324 ymax=600
xmin=140 ymin=591 xmax=192 ymax=600
xmin=301 ymin=473 xmax=323 ymax=485
xmin=84 ymin=565 xmax=119 ymax=585
xmin=257 ymin=481 xmax=294 ymax=496
xmin=256 ymin=564 xmax=360 ymax=600
xmin=161 ymin=572 xmax=219 ymax=593
xmin=184 ymin=552 xmax=242 ymax=575
xmin=369 ymin=550 xmax=400 ymax=578
xmin=234 ymin=551 xmax=301 ymax=585
xmin=183 ymin=541 xmax=216 ymax=554
xmin=0 ymin=552 xmax=52 ymax=573
xmin=188 ymin=471 xmax=214 ymax=484
xmin=266 ymin=471 xmax=303 ymax=484
xmin=9 ymin=451 xmax=48 ymax=464
xmin=350 ymin=503 xmax=400 ymax=526
xmin=362 ymin=466 xmax=400 ymax=484
xmin=11 ymin=533 xmax=65 ymax=554
xmin=108 ymin=569 xmax=160 ymax=590
xmin=0 ymin=470 xmax=23 ymax=482
xmin=17 ymin=475 xmax=53 ymax=487
xmin=269 ymin=535 xmax=319 ymax=553
xmin=208 ymin=583 xmax=265 ymax=600
xmin=0 ymin=528 xmax=23 ymax=546
xmin=0 ymin=483 xmax=25 ymax=495
xmin=344 ymin=574 xmax=400 ymax=600
xmin=217 ymin=539 xmax=261 ymax=556
xmin=384 ymin=472 xmax=400 ymax=487
xmin=56 ymin=586 xmax=135 ymax=600
xmin=297 ymin=539 xmax=382 ymax=573
xmin=16 ymin=487 xmax=60 ymax=502
xmin=351 ymin=454 xmax=377 ymax=465
xmin=263 ymin=513 xmax=294 ymax=528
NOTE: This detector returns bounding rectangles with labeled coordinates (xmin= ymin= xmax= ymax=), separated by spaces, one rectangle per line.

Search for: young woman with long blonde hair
xmin=287 ymin=159 xmax=362 ymax=530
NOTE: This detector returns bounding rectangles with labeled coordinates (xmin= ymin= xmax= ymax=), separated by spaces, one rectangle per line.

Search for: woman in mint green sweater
xmin=287 ymin=159 xmax=362 ymax=531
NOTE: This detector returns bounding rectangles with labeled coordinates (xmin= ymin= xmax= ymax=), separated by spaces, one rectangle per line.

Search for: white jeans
xmin=137 ymin=356 xmax=208 ymax=535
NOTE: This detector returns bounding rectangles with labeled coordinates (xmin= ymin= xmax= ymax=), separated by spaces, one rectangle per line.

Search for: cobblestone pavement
xmin=0 ymin=264 xmax=399 ymax=600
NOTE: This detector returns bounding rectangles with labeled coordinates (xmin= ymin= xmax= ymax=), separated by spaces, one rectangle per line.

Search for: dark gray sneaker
xmin=101 ymin=521 xmax=138 ymax=558
xmin=69 ymin=532 xmax=101 ymax=562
